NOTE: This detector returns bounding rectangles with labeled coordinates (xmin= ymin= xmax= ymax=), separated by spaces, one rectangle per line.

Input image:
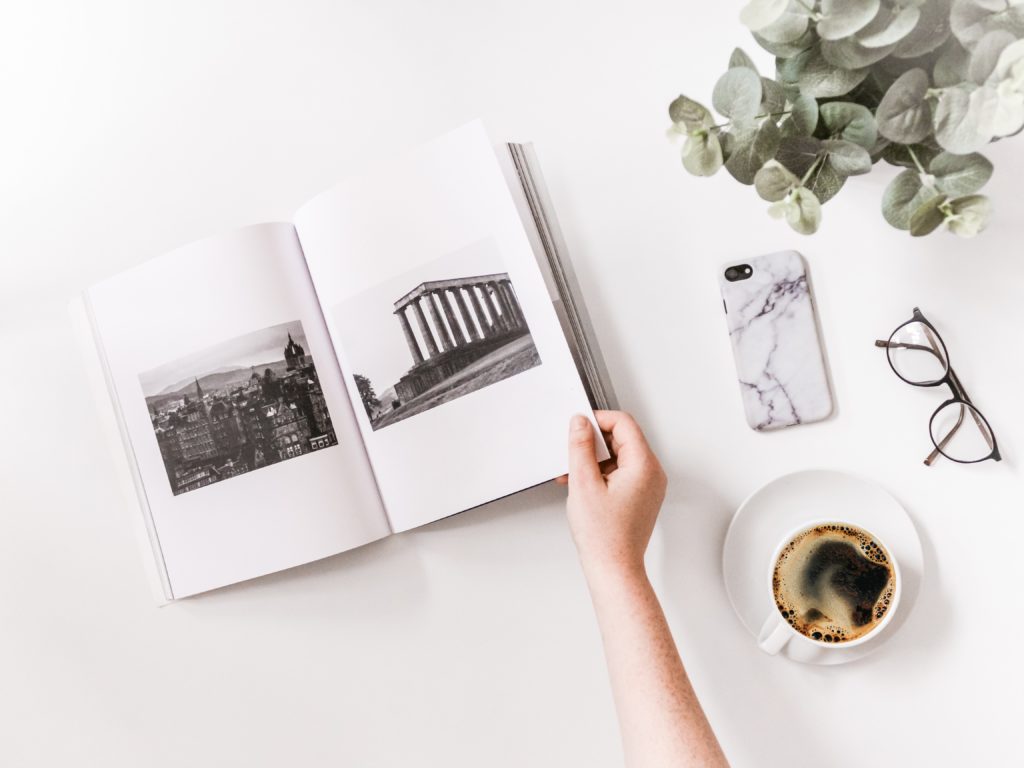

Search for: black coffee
xmin=772 ymin=523 xmax=896 ymax=643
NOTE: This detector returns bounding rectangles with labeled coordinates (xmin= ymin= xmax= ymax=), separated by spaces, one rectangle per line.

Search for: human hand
xmin=556 ymin=411 xmax=667 ymax=577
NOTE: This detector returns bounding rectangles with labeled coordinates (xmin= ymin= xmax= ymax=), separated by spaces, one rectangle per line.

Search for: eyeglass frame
xmin=874 ymin=307 xmax=1001 ymax=466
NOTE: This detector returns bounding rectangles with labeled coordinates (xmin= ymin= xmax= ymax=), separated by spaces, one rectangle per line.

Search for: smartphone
xmin=718 ymin=251 xmax=833 ymax=431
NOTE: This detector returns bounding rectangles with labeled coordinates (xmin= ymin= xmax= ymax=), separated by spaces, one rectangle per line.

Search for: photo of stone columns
xmin=338 ymin=242 xmax=541 ymax=430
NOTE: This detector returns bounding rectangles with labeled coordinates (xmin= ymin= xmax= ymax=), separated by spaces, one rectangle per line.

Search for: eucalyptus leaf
xmin=726 ymin=119 xmax=783 ymax=184
xmin=946 ymin=193 xmax=991 ymax=235
xmin=858 ymin=4 xmax=922 ymax=48
xmin=821 ymin=101 xmax=879 ymax=147
xmin=682 ymin=131 xmax=724 ymax=176
xmin=740 ymin=0 xmax=792 ymax=31
xmin=761 ymin=77 xmax=788 ymax=113
xmin=769 ymin=187 xmax=823 ymax=233
xmin=969 ymin=30 xmax=1016 ymax=83
xmin=930 ymin=151 xmax=994 ymax=195
xmin=882 ymin=169 xmax=927 ymax=228
xmin=822 ymin=139 xmax=873 ymax=175
xmin=803 ymin=155 xmax=847 ymax=202
xmin=882 ymin=141 xmax=942 ymax=168
xmin=988 ymin=38 xmax=1024 ymax=87
xmin=755 ymin=159 xmax=800 ymax=200
xmin=821 ymin=37 xmax=897 ymax=69
xmin=730 ymin=47 xmax=760 ymax=73
xmin=818 ymin=0 xmax=882 ymax=41
xmin=669 ymin=94 xmax=713 ymax=129
xmin=895 ymin=0 xmax=952 ymax=58
xmin=713 ymin=67 xmax=764 ymax=120
xmin=933 ymin=83 xmax=998 ymax=152
xmin=783 ymin=44 xmax=870 ymax=97
xmin=990 ymin=79 xmax=1024 ymax=135
xmin=753 ymin=27 xmax=817 ymax=58
xmin=776 ymin=135 xmax=824 ymax=176
xmin=909 ymin=193 xmax=949 ymax=236
xmin=934 ymin=39 xmax=972 ymax=86
xmin=951 ymin=0 xmax=1024 ymax=49
xmin=792 ymin=92 xmax=820 ymax=134
xmin=876 ymin=68 xmax=933 ymax=143
xmin=759 ymin=8 xmax=812 ymax=43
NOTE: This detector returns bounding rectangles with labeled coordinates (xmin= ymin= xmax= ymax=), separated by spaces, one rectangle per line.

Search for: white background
xmin=2 ymin=2 xmax=1021 ymax=766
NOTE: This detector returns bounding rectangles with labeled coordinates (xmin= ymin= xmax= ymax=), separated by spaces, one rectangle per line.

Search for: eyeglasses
xmin=875 ymin=307 xmax=1001 ymax=466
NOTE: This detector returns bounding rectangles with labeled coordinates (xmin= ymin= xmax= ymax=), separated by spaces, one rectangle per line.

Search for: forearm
xmin=582 ymin=561 xmax=728 ymax=768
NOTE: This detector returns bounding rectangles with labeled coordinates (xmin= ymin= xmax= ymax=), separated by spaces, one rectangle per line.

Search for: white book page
xmin=293 ymin=122 xmax=604 ymax=533
xmin=87 ymin=223 xmax=389 ymax=598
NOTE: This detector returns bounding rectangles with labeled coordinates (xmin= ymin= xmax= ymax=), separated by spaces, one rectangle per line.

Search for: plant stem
xmin=709 ymin=110 xmax=793 ymax=131
xmin=907 ymin=146 xmax=927 ymax=175
xmin=800 ymin=154 xmax=824 ymax=186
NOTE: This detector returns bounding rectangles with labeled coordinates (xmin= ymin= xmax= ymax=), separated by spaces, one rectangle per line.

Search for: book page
xmin=86 ymin=223 xmax=389 ymax=598
xmin=293 ymin=122 xmax=605 ymax=533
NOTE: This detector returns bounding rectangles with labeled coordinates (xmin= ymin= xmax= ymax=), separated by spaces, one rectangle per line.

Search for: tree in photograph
xmin=354 ymin=374 xmax=381 ymax=418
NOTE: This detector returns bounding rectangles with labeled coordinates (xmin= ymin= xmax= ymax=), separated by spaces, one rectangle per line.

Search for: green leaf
xmin=951 ymin=0 xmax=1024 ymax=49
xmin=726 ymin=119 xmax=782 ymax=184
xmin=821 ymin=37 xmax=896 ymax=69
xmin=791 ymin=93 xmax=820 ymax=134
xmin=882 ymin=169 xmax=928 ymax=229
xmin=858 ymin=4 xmax=921 ymax=48
xmin=946 ymin=194 xmax=991 ymax=236
xmin=933 ymin=39 xmax=972 ymax=87
xmin=755 ymin=159 xmax=800 ymax=201
xmin=730 ymin=47 xmax=760 ymax=74
xmin=822 ymin=139 xmax=873 ymax=175
xmin=761 ymin=77 xmax=788 ymax=113
xmin=818 ymin=0 xmax=881 ymax=41
xmin=753 ymin=27 xmax=817 ymax=58
xmin=776 ymin=135 xmax=823 ymax=176
xmin=820 ymin=101 xmax=878 ymax=148
xmin=876 ymin=68 xmax=933 ymax=143
xmin=712 ymin=67 xmax=763 ymax=121
xmin=909 ymin=194 xmax=949 ymax=236
xmin=803 ymin=155 xmax=847 ymax=203
xmin=930 ymin=151 xmax=993 ymax=196
xmin=894 ymin=0 xmax=952 ymax=59
xmin=882 ymin=142 xmax=942 ymax=169
xmin=969 ymin=30 xmax=1016 ymax=83
xmin=668 ymin=95 xmax=713 ymax=129
xmin=759 ymin=8 xmax=812 ymax=44
xmin=932 ymin=83 xmax=998 ymax=153
xmin=681 ymin=131 xmax=724 ymax=176
xmin=768 ymin=187 xmax=822 ymax=234
xmin=782 ymin=44 xmax=870 ymax=98
xmin=740 ymin=0 xmax=791 ymax=31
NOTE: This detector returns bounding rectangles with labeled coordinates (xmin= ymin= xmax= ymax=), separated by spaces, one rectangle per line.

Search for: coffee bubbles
xmin=772 ymin=523 xmax=896 ymax=644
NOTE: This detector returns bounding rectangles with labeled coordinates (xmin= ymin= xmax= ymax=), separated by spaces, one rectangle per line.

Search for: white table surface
xmin=2 ymin=2 xmax=1021 ymax=766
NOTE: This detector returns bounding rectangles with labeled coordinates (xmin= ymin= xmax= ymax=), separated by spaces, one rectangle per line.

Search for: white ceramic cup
xmin=758 ymin=520 xmax=902 ymax=656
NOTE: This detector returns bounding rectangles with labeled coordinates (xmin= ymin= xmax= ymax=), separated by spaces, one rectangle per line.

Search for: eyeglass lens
xmin=930 ymin=401 xmax=995 ymax=463
xmin=887 ymin=321 xmax=949 ymax=385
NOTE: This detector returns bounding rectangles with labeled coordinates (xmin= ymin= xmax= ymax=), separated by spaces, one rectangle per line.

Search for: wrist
xmin=578 ymin=552 xmax=649 ymax=590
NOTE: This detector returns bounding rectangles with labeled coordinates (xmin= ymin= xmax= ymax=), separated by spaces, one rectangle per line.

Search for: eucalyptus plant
xmin=668 ymin=0 xmax=1024 ymax=236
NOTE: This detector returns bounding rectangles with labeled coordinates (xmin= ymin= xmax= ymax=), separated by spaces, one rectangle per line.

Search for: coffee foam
xmin=772 ymin=523 xmax=896 ymax=644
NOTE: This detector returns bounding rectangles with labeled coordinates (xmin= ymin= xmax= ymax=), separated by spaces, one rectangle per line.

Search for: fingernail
xmin=571 ymin=414 xmax=588 ymax=431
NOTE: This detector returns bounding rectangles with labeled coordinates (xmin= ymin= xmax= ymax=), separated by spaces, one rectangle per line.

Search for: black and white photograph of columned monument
xmin=139 ymin=321 xmax=337 ymax=496
xmin=339 ymin=243 xmax=541 ymax=430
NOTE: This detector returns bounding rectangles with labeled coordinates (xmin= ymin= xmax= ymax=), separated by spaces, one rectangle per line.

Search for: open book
xmin=77 ymin=122 xmax=614 ymax=600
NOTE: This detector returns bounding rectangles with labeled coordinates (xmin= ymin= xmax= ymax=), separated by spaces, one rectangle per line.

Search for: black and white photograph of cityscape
xmin=336 ymin=240 xmax=541 ymax=431
xmin=139 ymin=320 xmax=337 ymax=496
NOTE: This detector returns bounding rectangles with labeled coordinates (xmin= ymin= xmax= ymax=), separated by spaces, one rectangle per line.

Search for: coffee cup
xmin=758 ymin=520 xmax=901 ymax=655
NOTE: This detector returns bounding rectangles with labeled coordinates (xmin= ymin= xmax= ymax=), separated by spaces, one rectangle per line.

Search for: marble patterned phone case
xmin=719 ymin=251 xmax=833 ymax=431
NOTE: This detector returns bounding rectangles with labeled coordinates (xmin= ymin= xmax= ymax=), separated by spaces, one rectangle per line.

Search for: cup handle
xmin=758 ymin=613 xmax=792 ymax=655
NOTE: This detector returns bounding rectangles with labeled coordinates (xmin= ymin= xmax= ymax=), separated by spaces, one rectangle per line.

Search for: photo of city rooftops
xmin=139 ymin=320 xmax=337 ymax=496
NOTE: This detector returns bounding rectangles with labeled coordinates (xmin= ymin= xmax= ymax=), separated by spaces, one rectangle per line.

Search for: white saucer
xmin=722 ymin=469 xmax=923 ymax=665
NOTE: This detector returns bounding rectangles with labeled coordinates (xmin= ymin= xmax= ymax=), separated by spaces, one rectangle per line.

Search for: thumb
xmin=567 ymin=414 xmax=603 ymax=490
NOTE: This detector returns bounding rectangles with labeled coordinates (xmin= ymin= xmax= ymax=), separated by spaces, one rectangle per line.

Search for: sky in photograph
xmin=333 ymin=238 xmax=507 ymax=397
xmin=138 ymin=320 xmax=308 ymax=395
